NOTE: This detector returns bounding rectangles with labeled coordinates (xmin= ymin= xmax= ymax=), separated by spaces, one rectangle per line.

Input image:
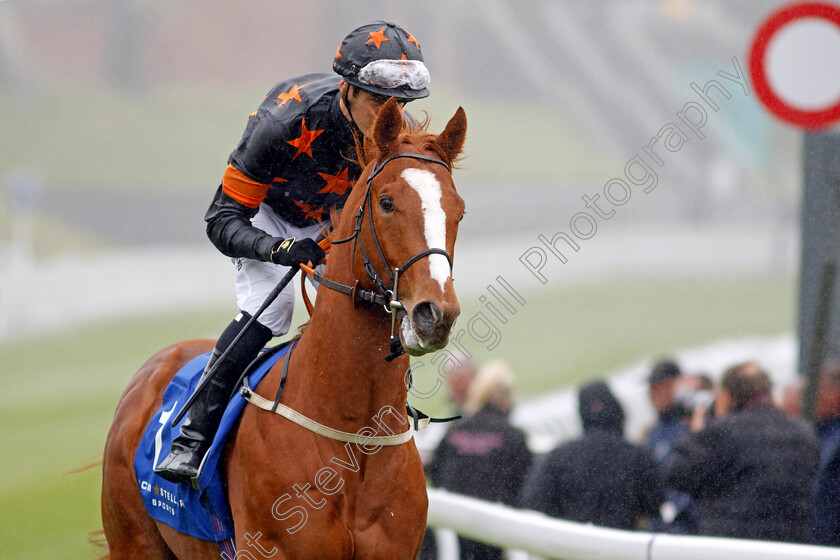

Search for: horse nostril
xmin=412 ymin=301 xmax=441 ymax=333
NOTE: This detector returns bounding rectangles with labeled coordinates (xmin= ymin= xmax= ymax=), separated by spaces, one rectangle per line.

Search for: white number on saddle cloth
xmin=153 ymin=400 xmax=179 ymax=469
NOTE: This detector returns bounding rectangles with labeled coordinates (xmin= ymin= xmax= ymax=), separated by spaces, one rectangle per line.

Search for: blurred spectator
xmin=427 ymin=360 xmax=532 ymax=560
xmin=446 ymin=354 xmax=477 ymax=413
xmin=644 ymin=360 xmax=686 ymax=461
xmin=417 ymin=353 xmax=477 ymax=466
xmin=521 ymin=381 xmax=663 ymax=530
xmin=419 ymin=355 xmax=477 ymax=560
xmin=664 ymin=362 xmax=820 ymax=543
xmin=779 ymin=377 xmax=804 ymax=418
xmin=642 ymin=359 xmax=698 ymax=534
xmin=812 ymin=362 xmax=840 ymax=545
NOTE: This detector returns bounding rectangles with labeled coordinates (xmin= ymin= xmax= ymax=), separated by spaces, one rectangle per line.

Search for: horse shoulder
xmin=348 ymin=445 xmax=428 ymax=558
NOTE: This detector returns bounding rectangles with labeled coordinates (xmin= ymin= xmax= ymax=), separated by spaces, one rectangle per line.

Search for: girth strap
xmin=239 ymin=380 xmax=427 ymax=446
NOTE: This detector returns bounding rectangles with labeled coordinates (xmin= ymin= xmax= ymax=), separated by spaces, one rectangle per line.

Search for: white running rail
xmin=426 ymin=488 xmax=840 ymax=560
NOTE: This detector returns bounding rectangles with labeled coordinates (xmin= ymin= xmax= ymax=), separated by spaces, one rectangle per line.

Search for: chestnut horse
xmin=101 ymin=98 xmax=467 ymax=559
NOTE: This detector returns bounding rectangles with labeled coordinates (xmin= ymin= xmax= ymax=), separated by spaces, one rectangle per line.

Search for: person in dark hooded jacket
xmin=520 ymin=381 xmax=663 ymax=530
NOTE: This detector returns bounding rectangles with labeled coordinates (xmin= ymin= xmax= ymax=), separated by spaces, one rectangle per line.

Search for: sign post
xmin=749 ymin=2 xmax=840 ymax=420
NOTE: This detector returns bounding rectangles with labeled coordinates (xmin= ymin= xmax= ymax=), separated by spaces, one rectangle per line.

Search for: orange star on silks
xmin=294 ymin=200 xmax=325 ymax=222
xmin=406 ymin=32 xmax=420 ymax=50
xmin=286 ymin=118 xmax=324 ymax=160
xmin=335 ymin=44 xmax=342 ymax=59
xmin=401 ymin=52 xmax=407 ymax=60
xmin=317 ymin=167 xmax=353 ymax=196
xmin=275 ymin=83 xmax=310 ymax=108
xmin=366 ymin=28 xmax=390 ymax=49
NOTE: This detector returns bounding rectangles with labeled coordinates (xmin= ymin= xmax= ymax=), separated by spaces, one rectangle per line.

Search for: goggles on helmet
xmin=356 ymin=59 xmax=430 ymax=92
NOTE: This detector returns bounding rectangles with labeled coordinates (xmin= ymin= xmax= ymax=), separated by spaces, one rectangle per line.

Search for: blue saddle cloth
xmin=133 ymin=344 xmax=292 ymax=542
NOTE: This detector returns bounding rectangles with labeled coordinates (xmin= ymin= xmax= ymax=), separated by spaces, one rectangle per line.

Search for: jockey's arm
xmin=204 ymin=176 xmax=275 ymax=262
xmin=205 ymin=164 xmax=325 ymax=267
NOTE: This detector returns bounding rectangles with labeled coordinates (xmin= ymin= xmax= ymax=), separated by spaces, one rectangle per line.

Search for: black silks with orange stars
xmin=223 ymin=73 xmax=361 ymax=228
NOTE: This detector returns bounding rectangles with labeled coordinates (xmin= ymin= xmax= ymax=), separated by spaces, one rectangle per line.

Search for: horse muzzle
xmin=399 ymin=299 xmax=459 ymax=356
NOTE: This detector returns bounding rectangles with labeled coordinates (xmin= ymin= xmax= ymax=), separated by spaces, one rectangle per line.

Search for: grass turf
xmin=0 ymin=274 xmax=793 ymax=558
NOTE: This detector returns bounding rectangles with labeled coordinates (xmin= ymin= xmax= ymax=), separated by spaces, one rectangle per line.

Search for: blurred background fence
xmin=0 ymin=0 xmax=804 ymax=342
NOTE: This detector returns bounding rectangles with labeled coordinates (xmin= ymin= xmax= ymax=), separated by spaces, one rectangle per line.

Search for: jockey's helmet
xmin=333 ymin=21 xmax=430 ymax=101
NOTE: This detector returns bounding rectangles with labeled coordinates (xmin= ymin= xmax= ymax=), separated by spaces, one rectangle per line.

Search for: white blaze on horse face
xmin=400 ymin=168 xmax=449 ymax=291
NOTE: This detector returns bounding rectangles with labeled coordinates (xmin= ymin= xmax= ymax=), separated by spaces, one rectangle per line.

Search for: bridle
xmin=310 ymin=151 xmax=454 ymax=361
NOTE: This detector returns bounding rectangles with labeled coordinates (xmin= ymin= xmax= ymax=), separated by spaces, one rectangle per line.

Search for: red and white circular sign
xmin=749 ymin=2 xmax=840 ymax=129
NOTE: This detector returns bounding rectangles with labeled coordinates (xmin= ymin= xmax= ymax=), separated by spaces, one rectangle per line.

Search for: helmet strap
xmin=341 ymin=84 xmax=363 ymax=135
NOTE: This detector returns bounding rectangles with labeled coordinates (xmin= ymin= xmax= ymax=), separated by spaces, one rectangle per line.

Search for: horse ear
xmin=372 ymin=97 xmax=404 ymax=155
xmin=438 ymin=106 xmax=467 ymax=162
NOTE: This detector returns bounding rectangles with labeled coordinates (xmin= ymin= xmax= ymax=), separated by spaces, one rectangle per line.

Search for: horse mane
xmin=354 ymin=113 xmax=464 ymax=170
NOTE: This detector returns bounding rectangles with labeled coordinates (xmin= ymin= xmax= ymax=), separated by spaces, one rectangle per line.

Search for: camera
xmin=674 ymin=388 xmax=715 ymax=418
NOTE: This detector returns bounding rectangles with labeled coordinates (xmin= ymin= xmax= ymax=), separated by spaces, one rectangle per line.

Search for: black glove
xmin=266 ymin=237 xmax=325 ymax=267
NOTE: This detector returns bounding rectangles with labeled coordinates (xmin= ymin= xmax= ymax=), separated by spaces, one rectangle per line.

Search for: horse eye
xmin=379 ymin=197 xmax=395 ymax=213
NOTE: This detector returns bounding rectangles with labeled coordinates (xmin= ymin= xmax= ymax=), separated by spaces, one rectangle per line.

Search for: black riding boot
xmin=154 ymin=312 xmax=273 ymax=485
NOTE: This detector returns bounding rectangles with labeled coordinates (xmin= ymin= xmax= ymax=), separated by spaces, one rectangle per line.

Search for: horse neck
xmin=286 ymin=250 xmax=409 ymax=430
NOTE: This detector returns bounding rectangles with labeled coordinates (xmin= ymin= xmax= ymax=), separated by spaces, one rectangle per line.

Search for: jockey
xmin=155 ymin=21 xmax=431 ymax=484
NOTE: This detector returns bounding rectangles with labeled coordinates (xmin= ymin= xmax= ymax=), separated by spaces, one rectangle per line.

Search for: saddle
xmin=133 ymin=345 xmax=293 ymax=543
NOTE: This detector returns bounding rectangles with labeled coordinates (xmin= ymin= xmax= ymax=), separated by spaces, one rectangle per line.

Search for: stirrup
xmin=191 ymin=450 xmax=213 ymax=491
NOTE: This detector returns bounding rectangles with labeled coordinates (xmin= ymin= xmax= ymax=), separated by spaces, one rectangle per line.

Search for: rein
xmin=308 ymin=152 xmax=454 ymax=361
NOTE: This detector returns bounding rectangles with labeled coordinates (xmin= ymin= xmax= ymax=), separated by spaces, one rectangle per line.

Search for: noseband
xmin=311 ymin=152 xmax=454 ymax=361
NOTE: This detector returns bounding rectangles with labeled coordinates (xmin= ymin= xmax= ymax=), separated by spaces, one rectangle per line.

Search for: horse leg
xmin=101 ymin=454 xmax=176 ymax=559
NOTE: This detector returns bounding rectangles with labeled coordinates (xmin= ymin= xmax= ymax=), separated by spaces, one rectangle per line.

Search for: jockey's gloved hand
xmin=266 ymin=237 xmax=325 ymax=267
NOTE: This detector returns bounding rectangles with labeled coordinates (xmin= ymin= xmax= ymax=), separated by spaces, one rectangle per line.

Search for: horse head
xmin=331 ymin=98 xmax=467 ymax=356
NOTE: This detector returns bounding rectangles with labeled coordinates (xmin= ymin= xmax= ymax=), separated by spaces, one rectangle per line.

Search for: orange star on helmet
xmin=365 ymin=28 xmax=390 ymax=49
xmin=287 ymin=118 xmax=324 ymax=160
xmin=406 ymin=32 xmax=420 ymax=50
